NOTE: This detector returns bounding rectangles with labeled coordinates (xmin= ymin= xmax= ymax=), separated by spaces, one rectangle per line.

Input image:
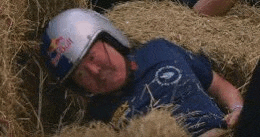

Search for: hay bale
xmin=107 ymin=0 xmax=260 ymax=93
xmin=0 ymin=0 xmax=33 ymax=136
xmin=0 ymin=0 xmax=89 ymax=136
xmin=54 ymin=109 xmax=189 ymax=137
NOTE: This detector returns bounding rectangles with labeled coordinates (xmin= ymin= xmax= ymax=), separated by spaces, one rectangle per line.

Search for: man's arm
xmin=208 ymin=71 xmax=244 ymax=127
xmin=193 ymin=0 xmax=238 ymax=16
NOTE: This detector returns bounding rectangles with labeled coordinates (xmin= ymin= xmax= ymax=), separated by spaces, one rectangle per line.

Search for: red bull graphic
xmin=48 ymin=36 xmax=72 ymax=66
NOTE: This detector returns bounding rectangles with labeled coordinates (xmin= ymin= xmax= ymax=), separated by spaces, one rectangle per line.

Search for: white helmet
xmin=41 ymin=8 xmax=130 ymax=83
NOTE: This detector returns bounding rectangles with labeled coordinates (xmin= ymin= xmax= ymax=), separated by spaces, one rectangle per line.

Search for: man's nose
xmin=85 ymin=62 xmax=101 ymax=75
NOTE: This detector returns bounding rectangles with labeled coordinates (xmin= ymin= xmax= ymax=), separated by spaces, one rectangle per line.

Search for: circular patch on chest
xmin=155 ymin=66 xmax=182 ymax=86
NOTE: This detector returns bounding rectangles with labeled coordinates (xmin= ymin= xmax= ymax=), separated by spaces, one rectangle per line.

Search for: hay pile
xmin=0 ymin=0 xmax=33 ymax=136
xmin=107 ymin=0 xmax=260 ymax=93
xmin=55 ymin=109 xmax=189 ymax=137
xmin=0 ymin=0 xmax=89 ymax=136
xmin=1 ymin=0 xmax=260 ymax=136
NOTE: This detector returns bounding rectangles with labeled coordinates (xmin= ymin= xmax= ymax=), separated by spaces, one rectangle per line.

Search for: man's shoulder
xmin=144 ymin=38 xmax=176 ymax=47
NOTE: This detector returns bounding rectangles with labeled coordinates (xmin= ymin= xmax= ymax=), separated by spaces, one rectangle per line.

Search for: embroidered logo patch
xmin=155 ymin=66 xmax=182 ymax=86
xmin=48 ymin=36 xmax=72 ymax=66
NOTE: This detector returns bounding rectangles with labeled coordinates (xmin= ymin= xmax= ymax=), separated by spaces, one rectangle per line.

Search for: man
xmin=40 ymin=9 xmax=243 ymax=136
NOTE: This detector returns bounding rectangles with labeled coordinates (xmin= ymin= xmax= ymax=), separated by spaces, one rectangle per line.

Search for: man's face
xmin=72 ymin=40 xmax=129 ymax=94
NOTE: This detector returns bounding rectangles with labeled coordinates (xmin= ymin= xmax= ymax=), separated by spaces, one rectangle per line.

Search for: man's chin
xmin=94 ymin=86 xmax=125 ymax=95
xmin=89 ymin=88 xmax=114 ymax=95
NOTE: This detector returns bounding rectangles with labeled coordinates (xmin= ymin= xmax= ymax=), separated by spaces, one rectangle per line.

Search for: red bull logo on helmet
xmin=48 ymin=36 xmax=72 ymax=66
